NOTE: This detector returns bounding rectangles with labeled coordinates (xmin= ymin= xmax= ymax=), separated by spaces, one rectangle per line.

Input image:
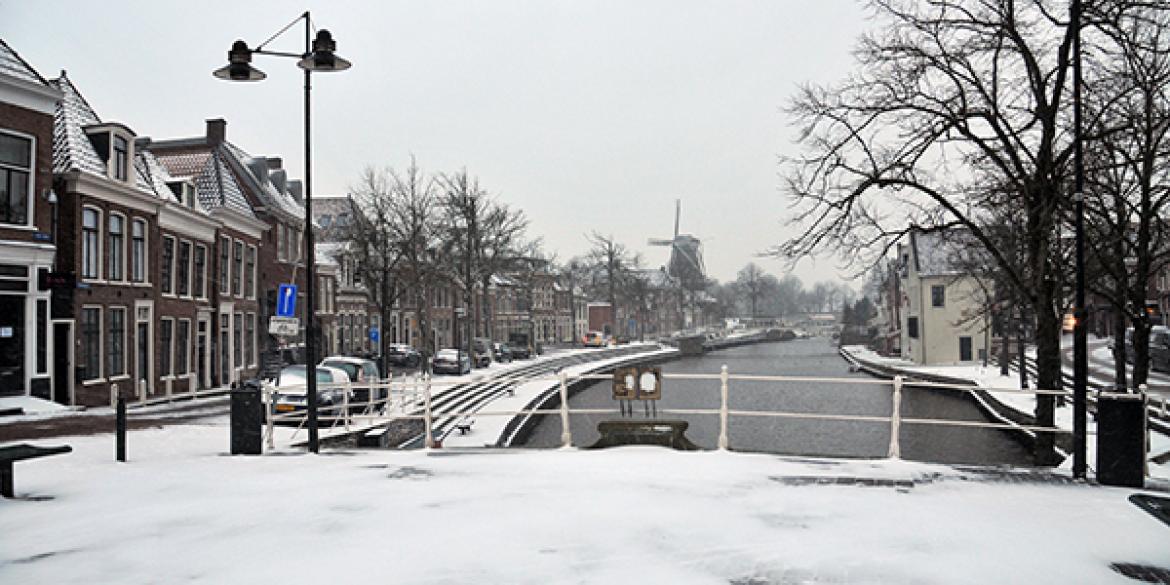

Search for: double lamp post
xmin=214 ymin=11 xmax=351 ymax=453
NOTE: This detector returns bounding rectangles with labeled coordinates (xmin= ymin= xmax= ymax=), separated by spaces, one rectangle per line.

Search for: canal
xmin=521 ymin=338 xmax=1034 ymax=465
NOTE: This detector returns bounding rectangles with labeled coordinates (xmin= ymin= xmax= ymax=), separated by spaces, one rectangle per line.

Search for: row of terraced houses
xmin=1 ymin=40 xmax=612 ymax=407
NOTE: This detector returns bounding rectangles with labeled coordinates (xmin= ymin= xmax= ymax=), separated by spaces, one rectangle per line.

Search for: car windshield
xmin=321 ymin=361 xmax=360 ymax=381
xmin=277 ymin=366 xmax=335 ymax=387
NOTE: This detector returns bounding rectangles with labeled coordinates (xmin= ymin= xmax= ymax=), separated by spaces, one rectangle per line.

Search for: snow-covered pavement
xmin=3 ymin=420 xmax=1169 ymax=584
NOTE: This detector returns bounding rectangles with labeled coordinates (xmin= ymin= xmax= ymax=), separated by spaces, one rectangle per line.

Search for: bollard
xmin=423 ymin=373 xmax=435 ymax=448
xmin=115 ymin=387 xmax=126 ymax=463
xmin=264 ymin=383 xmax=275 ymax=450
xmin=558 ymin=370 xmax=572 ymax=448
xmin=718 ymin=365 xmax=729 ymax=450
xmin=888 ymin=376 xmax=903 ymax=459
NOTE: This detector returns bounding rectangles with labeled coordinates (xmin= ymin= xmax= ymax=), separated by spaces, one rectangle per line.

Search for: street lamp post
xmin=214 ymin=12 xmax=351 ymax=454
xmin=1071 ymin=0 xmax=1087 ymax=479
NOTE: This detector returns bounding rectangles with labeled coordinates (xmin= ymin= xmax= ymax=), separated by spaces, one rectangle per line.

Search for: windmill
xmin=648 ymin=199 xmax=706 ymax=291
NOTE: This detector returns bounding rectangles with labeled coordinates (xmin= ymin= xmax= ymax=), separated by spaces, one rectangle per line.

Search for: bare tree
xmin=344 ymin=167 xmax=403 ymax=361
xmin=770 ymin=0 xmax=1132 ymax=464
xmin=735 ymin=262 xmax=769 ymax=318
xmin=585 ymin=232 xmax=635 ymax=336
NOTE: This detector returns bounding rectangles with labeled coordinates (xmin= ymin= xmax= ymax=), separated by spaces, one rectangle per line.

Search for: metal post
xmin=264 ymin=383 xmax=275 ymax=450
xmin=1070 ymin=0 xmax=1088 ymax=480
xmin=718 ymin=364 xmax=729 ymax=450
xmin=342 ymin=382 xmax=350 ymax=431
xmin=558 ymin=370 xmax=572 ymax=448
xmin=115 ymin=392 xmax=126 ymax=463
xmin=302 ymin=12 xmax=320 ymax=455
xmin=888 ymin=375 xmax=903 ymax=459
xmin=423 ymin=373 xmax=434 ymax=448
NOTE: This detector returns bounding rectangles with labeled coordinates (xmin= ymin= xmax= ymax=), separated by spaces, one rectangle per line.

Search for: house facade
xmin=0 ymin=40 xmax=61 ymax=401
xmin=897 ymin=229 xmax=990 ymax=365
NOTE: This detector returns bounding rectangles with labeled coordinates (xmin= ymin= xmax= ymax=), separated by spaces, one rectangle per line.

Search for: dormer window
xmin=113 ymin=135 xmax=128 ymax=181
xmin=84 ymin=123 xmax=136 ymax=183
xmin=167 ymin=180 xmax=197 ymax=209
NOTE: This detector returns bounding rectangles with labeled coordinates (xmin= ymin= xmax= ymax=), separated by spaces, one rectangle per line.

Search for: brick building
xmin=0 ymin=40 xmax=61 ymax=401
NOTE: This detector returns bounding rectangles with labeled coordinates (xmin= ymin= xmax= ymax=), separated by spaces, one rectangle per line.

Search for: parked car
xmin=492 ymin=342 xmax=513 ymax=363
xmin=271 ymin=365 xmax=352 ymax=418
xmin=386 ymin=344 xmax=422 ymax=368
xmin=319 ymin=356 xmax=385 ymax=406
xmin=1149 ymin=326 xmax=1170 ymax=373
xmin=432 ymin=349 xmax=472 ymax=375
xmin=471 ymin=337 xmax=493 ymax=368
xmin=583 ymin=331 xmax=607 ymax=348
xmin=508 ymin=332 xmax=534 ymax=358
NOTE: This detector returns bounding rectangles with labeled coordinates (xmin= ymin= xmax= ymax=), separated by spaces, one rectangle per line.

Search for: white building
xmin=897 ymin=229 xmax=990 ymax=365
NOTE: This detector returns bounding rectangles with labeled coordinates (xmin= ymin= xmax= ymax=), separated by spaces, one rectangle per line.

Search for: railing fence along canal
xmin=259 ymin=366 xmax=1113 ymax=463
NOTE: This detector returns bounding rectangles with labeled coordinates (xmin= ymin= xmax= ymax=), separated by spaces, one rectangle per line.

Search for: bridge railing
xmin=259 ymin=365 xmax=1102 ymax=460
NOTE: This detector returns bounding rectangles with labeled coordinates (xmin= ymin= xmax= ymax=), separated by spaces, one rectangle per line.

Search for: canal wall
xmin=838 ymin=346 xmax=1069 ymax=456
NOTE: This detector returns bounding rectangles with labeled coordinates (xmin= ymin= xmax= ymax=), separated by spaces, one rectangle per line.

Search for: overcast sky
xmin=2 ymin=0 xmax=870 ymax=285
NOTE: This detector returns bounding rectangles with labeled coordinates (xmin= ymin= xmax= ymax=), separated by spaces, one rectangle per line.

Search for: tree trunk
xmin=1033 ymin=293 xmax=1061 ymax=466
xmin=1018 ymin=309 xmax=1028 ymax=390
xmin=1112 ymin=308 xmax=1128 ymax=391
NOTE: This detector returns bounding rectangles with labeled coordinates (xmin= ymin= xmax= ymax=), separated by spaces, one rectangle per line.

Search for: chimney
xmin=266 ymin=157 xmax=283 ymax=170
xmin=206 ymin=118 xmax=226 ymax=146
xmin=134 ymin=136 xmax=152 ymax=149
xmin=288 ymin=179 xmax=303 ymax=204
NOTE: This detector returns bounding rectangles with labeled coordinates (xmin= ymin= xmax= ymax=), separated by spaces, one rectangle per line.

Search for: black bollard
xmin=115 ymin=395 xmax=126 ymax=462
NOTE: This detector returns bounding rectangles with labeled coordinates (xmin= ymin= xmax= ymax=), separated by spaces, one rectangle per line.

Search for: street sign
xmin=276 ymin=284 xmax=298 ymax=317
xmin=369 ymin=326 xmax=379 ymax=343
xmin=268 ymin=316 xmax=300 ymax=337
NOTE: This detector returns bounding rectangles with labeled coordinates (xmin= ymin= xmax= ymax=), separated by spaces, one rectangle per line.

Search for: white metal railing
xmin=256 ymin=366 xmax=1124 ymax=460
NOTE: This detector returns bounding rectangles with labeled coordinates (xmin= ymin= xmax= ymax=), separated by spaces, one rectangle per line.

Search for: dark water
xmin=521 ymin=338 xmax=1033 ymax=465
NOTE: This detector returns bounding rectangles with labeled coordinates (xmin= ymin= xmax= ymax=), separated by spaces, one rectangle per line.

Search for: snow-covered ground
xmin=841 ymin=345 xmax=1170 ymax=481
xmin=3 ymin=420 xmax=1169 ymax=584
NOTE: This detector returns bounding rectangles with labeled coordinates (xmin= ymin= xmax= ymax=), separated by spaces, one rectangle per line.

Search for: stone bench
xmin=1 ymin=443 xmax=72 ymax=498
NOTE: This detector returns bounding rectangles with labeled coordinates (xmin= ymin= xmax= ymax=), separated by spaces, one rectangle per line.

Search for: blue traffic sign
xmin=276 ymin=284 xmax=298 ymax=317
xmin=369 ymin=326 xmax=379 ymax=343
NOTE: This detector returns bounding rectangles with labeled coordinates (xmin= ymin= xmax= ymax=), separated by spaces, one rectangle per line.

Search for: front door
xmin=0 ymin=295 xmax=24 ymax=396
xmin=52 ymin=322 xmax=72 ymax=404
xmin=196 ymin=316 xmax=209 ymax=389
xmin=959 ymin=336 xmax=973 ymax=362
xmin=135 ymin=303 xmax=152 ymax=397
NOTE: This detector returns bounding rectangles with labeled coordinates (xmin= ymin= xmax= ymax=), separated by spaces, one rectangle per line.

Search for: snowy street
xmin=2 ymin=418 xmax=1169 ymax=584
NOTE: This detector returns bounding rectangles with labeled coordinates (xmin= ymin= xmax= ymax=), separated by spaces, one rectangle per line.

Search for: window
xmin=176 ymin=320 xmax=190 ymax=375
xmin=177 ymin=241 xmax=191 ymax=296
xmin=219 ymin=236 xmax=230 ymax=294
xmin=131 ymin=219 xmax=147 ymax=282
xmin=193 ymin=244 xmax=207 ymax=298
xmin=246 ymin=245 xmax=256 ymax=299
xmin=80 ymin=307 xmax=101 ymax=380
xmin=908 ymin=317 xmax=919 ymax=339
xmin=113 ymin=135 xmax=128 ymax=181
xmin=107 ymin=307 xmax=126 ymax=377
xmin=245 ymin=313 xmax=255 ymax=367
xmin=36 ymin=300 xmax=47 ymax=374
xmin=107 ymin=214 xmax=124 ymax=281
xmin=277 ymin=223 xmax=286 ymax=261
xmin=233 ymin=241 xmax=243 ymax=297
xmin=82 ymin=207 xmax=100 ymax=279
xmin=160 ymin=236 xmax=175 ymax=294
xmin=160 ymin=318 xmax=174 ymax=377
xmin=234 ymin=312 xmax=242 ymax=368
xmin=220 ymin=314 xmax=230 ymax=384
xmin=931 ymin=285 xmax=945 ymax=308
xmin=0 ymin=132 xmax=32 ymax=225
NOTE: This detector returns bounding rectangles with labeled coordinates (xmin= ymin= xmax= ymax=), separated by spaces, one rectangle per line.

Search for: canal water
xmin=521 ymin=338 xmax=1033 ymax=465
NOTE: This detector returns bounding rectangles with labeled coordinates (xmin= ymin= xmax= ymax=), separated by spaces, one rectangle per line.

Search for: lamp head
xmin=297 ymin=30 xmax=352 ymax=72
xmin=213 ymin=40 xmax=267 ymax=81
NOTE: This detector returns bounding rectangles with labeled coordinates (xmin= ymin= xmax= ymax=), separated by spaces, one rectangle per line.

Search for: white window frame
xmin=159 ymin=316 xmax=175 ymax=379
xmin=194 ymin=243 xmax=208 ymax=300
xmin=81 ymin=205 xmax=103 ymax=281
xmin=160 ymin=235 xmax=176 ymax=297
xmin=0 ymin=129 xmax=35 ymax=228
xmin=276 ymin=223 xmax=286 ymax=261
xmin=107 ymin=306 xmax=128 ymax=380
xmin=233 ymin=239 xmax=244 ymax=299
xmin=130 ymin=217 xmax=149 ymax=284
xmin=176 ymin=318 xmax=191 ymax=376
xmin=80 ymin=305 xmax=103 ymax=383
xmin=219 ymin=235 xmax=230 ymax=295
xmin=177 ymin=238 xmax=193 ymax=298
xmin=246 ymin=312 xmax=257 ymax=367
xmin=246 ymin=244 xmax=257 ymax=300
xmin=107 ymin=212 xmax=126 ymax=282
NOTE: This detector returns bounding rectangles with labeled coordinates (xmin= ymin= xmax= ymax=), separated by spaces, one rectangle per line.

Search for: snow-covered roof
xmin=315 ymin=241 xmax=346 ymax=266
xmin=150 ymin=147 xmax=256 ymax=219
xmin=908 ymin=229 xmax=973 ymax=277
xmin=134 ymin=150 xmax=180 ymax=205
xmin=222 ymin=141 xmax=305 ymax=222
xmin=0 ymin=38 xmax=49 ymax=87
xmin=48 ymin=73 xmax=106 ymax=176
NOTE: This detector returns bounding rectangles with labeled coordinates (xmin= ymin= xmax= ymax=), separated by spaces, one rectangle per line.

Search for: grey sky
xmin=1 ymin=0 xmax=870 ymax=285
